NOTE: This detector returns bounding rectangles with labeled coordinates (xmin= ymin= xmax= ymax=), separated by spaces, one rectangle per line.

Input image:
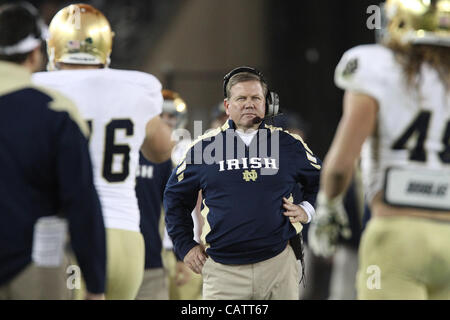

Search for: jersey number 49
xmin=392 ymin=111 xmax=450 ymax=164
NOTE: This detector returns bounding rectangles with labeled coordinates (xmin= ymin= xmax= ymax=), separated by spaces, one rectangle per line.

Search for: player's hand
xmin=282 ymin=197 xmax=309 ymax=224
xmin=174 ymin=261 xmax=191 ymax=286
xmin=308 ymin=191 xmax=352 ymax=258
xmin=184 ymin=244 xmax=208 ymax=274
xmin=85 ymin=292 xmax=105 ymax=300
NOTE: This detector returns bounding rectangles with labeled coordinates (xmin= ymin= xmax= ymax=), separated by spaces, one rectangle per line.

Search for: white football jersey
xmin=335 ymin=44 xmax=450 ymax=204
xmin=33 ymin=68 xmax=163 ymax=231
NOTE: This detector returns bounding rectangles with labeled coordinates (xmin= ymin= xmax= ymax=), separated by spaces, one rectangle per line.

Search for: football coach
xmin=164 ymin=66 xmax=321 ymax=300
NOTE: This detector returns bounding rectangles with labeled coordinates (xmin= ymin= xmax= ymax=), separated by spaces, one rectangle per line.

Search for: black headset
xmin=223 ymin=66 xmax=280 ymax=119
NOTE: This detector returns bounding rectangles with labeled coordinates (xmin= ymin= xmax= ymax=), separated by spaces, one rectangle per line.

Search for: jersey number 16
xmin=87 ymin=119 xmax=134 ymax=182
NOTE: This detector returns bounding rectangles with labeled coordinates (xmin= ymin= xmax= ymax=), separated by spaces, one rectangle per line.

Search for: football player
xmin=33 ymin=4 xmax=173 ymax=300
xmin=309 ymin=0 xmax=450 ymax=299
xmin=135 ymin=89 xmax=186 ymax=299
xmin=0 ymin=2 xmax=105 ymax=300
xmin=135 ymin=89 xmax=203 ymax=300
xmin=209 ymin=101 xmax=228 ymax=129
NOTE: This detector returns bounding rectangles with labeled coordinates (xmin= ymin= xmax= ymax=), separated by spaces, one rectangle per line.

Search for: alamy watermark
xmin=66 ymin=265 xmax=81 ymax=290
xmin=366 ymin=265 xmax=382 ymax=290
xmin=171 ymin=121 xmax=281 ymax=176
xmin=366 ymin=5 xmax=383 ymax=30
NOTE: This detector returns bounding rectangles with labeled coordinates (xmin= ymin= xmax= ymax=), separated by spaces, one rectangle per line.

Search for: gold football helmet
xmin=46 ymin=3 xmax=114 ymax=70
xmin=161 ymin=89 xmax=188 ymax=129
xmin=385 ymin=0 xmax=450 ymax=46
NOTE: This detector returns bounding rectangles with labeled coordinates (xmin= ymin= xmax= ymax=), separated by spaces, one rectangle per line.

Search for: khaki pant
xmin=202 ymin=245 xmax=300 ymax=300
xmin=105 ymin=228 xmax=145 ymax=300
xmin=357 ymin=216 xmax=450 ymax=300
xmin=162 ymin=249 xmax=203 ymax=300
xmin=0 ymin=258 xmax=72 ymax=300
xmin=72 ymin=228 xmax=145 ymax=300
xmin=135 ymin=268 xmax=169 ymax=300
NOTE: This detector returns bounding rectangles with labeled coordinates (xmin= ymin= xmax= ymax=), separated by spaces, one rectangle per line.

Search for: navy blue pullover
xmin=0 ymin=62 xmax=106 ymax=294
xmin=164 ymin=119 xmax=321 ymax=265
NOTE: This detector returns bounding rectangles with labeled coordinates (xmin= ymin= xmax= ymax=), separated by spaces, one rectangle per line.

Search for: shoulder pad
xmin=334 ymin=44 xmax=397 ymax=101
xmin=32 ymin=84 xmax=89 ymax=137
xmin=106 ymin=69 xmax=162 ymax=93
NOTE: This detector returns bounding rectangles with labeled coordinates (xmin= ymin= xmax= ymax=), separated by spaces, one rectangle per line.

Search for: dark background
xmin=1 ymin=0 xmax=378 ymax=159
xmin=268 ymin=1 xmax=376 ymax=157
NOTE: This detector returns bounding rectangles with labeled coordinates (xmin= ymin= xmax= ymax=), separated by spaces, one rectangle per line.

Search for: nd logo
xmin=243 ymin=170 xmax=258 ymax=182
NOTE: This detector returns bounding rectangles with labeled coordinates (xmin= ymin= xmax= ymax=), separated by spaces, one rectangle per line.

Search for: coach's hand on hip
xmin=283 ymin=197 xmax=308 ymax=224
xmin=184 ymin=244 xmax=208 ymax=274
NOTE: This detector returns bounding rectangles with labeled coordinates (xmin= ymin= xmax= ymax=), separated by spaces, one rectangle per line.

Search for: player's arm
xmin=55 ymin=110 xmax=106 ymax=297
xmin=308 ymin=46 xmax=381 ymax=257
xmin=321 ymin=91 xmax=378 ymax=199
xmin=141 ymin=116 xmax=175 ymax=164
xmin=308 ymin=92 xmax=378 ymax=257
xmin=327 ymin=45 xmax=383 ymax=198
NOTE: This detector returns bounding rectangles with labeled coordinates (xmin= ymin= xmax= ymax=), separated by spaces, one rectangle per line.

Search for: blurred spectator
xmin=0 ymin=2 xmax=105 ymax=300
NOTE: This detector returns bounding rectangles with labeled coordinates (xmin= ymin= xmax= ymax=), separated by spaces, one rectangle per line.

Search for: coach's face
xmin=224 ymin=80 xmax=265 ymax=131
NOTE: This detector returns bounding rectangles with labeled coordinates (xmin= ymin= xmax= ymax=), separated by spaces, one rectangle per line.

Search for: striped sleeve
xmin=291 ymin=136 xmax=322 ymax=208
